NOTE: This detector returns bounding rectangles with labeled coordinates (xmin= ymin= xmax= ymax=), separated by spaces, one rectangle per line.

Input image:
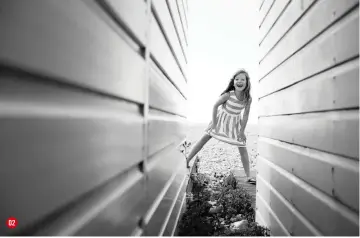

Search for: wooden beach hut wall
xmin=0 ymin=0 xmax=189 ymax=236
xmin=256 ymin=0 xmax=359 ymax=236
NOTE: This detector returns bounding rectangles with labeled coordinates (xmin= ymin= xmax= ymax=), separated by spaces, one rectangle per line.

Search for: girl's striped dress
xmin=205 ymin=90 xmax=248 ymax=147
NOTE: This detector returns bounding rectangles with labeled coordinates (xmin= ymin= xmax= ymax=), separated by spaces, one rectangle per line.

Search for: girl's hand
xmin=238 ymin=130 xmax=246 ymax=141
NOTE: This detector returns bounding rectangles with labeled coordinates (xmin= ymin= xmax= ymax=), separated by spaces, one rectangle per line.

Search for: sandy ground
xmin=186 ymin=122 xmax=259 ymax=175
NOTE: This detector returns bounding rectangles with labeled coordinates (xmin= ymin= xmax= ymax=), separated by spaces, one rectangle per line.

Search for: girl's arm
xmin=240 ymin=97 xmax=252 ymax=133
xmin=212 ymin=93 xmax=230 ymax=126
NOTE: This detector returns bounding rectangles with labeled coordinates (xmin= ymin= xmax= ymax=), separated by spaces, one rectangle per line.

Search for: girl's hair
xmin=220 ymin=69 xmax=252 ymax=103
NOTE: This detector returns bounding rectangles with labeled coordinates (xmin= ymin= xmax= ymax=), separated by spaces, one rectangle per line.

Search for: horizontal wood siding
xmin=143 ymin=0 xmax=189 ymax=233
xmin=0 ymin=0 xmax=188 ymax=236
xmin=257 ymin=0 xmax=359 ymax=236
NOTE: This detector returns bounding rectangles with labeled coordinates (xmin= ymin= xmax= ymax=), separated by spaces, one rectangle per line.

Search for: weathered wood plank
xmin=0 ymin=0 xmax=146 ymax=104
xmin=105 ymin=0 xmax=149 ymax=46
xmin=259 ymin=0 xmax=266 ymax=11
xmin=71 ymin=171 xmax=146 ymax=236
xmin=259 ymin=0 xmax=290 ymax=45
xmin=257 ymin=175 xmax=322 ymax=236
xmin=153 ymin=0 xmax=188 ymax=74
xmin=0 ymin=75 xmax=143 ymax=235
xmin=145 ymin=171 xmax=186 ymax=236
xmin=172 ymin=191 xmax=187 ymax=236
xmin=167 ymin=0 xmax=188 ymax=47
xmin=257 ymin=157 xmax=359 ymax=236
xmin=149 ymin=61 xmax=187 ymax=117
xmin=256 ymin=193 xmax=291 ymax=236
xmin=180 ymin=0 xmax=189 ymax=26
xmin=177 ymin=0 xmax=188 ymax=31
xmin=259 ymin=110 xmax=359 ymax=159
xmin=163 ymin=185 xmax=187 ymax=236
xmin=259 ymin=0 xmax=359 ymax=80
xmin=175 ymin=0 xmax=188 ymax=44
xmin=259 ymin=0 xmax=275 ymax=28
xmin=150 ymin=14 xmax=187 ymax=97
xmin=259 ymin=8 xmax=359 ymax=97
xmin=141 ymin=144 xmax=184 ymax=232
xmin=258 ymin=137 xmax=359 ymax=212
xmin=148 ymin=111 xmax=187 ymax=157
xmin=259 ymin=0 xmax=316 ymax=62
xmin=259 ymin=58 xmax=359 ymax=116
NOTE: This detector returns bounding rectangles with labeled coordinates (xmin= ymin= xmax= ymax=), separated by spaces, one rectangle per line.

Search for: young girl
xmin=186 ymin=69 xmax=256 ymax=185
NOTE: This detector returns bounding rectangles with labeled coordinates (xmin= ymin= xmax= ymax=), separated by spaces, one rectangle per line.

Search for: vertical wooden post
xmin=134 ymin=0 xmax=152 ymax=235
xmin=141 ymin=0 xmax=152 ymax=177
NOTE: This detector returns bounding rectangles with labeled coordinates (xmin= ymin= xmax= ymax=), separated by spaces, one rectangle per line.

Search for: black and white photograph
xmin=0 ymin=0 xmax=359 ymax=236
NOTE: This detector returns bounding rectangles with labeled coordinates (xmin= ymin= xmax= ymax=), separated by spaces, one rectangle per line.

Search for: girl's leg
xmin=238 ymin=147 xmax=252 ymax=181
xmin=186 ymin=133 xmax=212 ymax=167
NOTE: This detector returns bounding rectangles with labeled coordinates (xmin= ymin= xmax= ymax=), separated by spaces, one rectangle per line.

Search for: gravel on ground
xmin=185 ymin=123 xmax=259 ymax=175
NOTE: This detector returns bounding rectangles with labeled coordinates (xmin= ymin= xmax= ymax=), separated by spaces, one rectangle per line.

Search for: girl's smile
xmin=234 ymin=73 xmax=247 ymax=91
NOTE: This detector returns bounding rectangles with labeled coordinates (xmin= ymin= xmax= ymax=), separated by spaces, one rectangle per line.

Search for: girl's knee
xmin=202 ymin=134 xmax=212 ymax=141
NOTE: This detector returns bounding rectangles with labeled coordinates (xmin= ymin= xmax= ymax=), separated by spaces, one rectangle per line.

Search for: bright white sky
xmin=186 ymin=0 xmax=259 ymax=124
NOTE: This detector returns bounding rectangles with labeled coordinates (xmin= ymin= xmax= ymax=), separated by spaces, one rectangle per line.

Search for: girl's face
xmin=234 ymin=73 xmax=247 ymax=91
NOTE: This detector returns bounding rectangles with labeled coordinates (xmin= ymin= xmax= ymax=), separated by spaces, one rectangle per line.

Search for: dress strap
xmin=229 ymin=91 xmax=236 ymax=99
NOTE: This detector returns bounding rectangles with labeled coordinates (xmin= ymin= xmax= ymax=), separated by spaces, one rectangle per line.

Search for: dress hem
xmin=205 ymin=129 xmax=247 ymax=147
